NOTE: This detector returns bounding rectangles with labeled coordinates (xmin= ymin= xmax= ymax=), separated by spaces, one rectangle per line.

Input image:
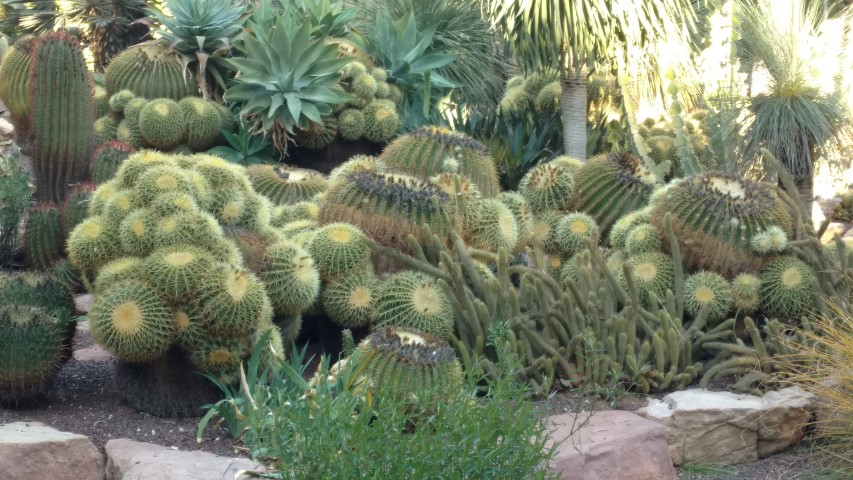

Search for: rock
xmin=0 ymin=118 xmax=13 ymax=137
xmin=75 ymin=293 xmax=95 ymax=314
xmin=548 ymin=410 xmax=676 ymax=480
xmin=0 ymin=421 xmax=105 ymax=480
xmin=74 ymin=345 xmax=112 ymax=362
xmin=105 ymin=439 xmax=266 ymax=480
xmin=637 ymin=387 xmax=814 ymax=466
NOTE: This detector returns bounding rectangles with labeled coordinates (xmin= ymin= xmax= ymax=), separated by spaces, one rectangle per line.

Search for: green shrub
xmin=198 ymin=332 xmax=559 ymax=480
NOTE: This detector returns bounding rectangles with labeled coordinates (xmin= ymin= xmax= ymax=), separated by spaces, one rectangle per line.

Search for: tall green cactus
xmin=24 ymin=203 xmax=63 ymax=270
xmin=0 ymin=36 xmax=35 ymax=130
xmin=29 ymin=32 xmax=95 ymax=203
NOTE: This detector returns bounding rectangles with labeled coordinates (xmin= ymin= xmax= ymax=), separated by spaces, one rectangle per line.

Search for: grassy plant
xmin=199 ymin=329 xmax=561 ymax=479
xmin=784 ymin=301 xmax=853 ymax=475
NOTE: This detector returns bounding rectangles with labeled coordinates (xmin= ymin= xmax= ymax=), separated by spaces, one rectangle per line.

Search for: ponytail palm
xmin=737 ymin=0 xmax=853 ymax=214
xmin=482 ymin=0 xmax=695 ymax=160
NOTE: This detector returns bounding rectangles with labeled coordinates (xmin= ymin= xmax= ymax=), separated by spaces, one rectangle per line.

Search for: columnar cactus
xmin=28 ymin=32 xmax=95 ymax=203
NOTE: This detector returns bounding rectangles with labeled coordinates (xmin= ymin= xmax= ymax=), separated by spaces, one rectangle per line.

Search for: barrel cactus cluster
xmin=93 ymin=89 xmax=232 ymax=154
xmin=294 ymin=59 xmax=403 ymax=150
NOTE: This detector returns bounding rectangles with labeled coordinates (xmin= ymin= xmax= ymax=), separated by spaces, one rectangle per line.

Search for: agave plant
xmin=148 ymin=0 xmax=247 ymax=99
xmin=208 ymin=122 xmax=278 ymax=167
xmin=359 ymin=12 xmax=456 ymax=130
xmin=353 ymin=0 xmax=505 ymax=111
xmin=223 ymin=13 xmax=353 ymax=153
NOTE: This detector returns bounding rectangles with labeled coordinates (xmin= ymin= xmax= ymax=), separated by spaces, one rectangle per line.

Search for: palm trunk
xmin=560 ymin=74 xmax=588 ymax=160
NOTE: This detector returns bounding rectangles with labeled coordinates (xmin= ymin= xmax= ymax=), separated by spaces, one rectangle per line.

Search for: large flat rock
xmin=105 ymin=439 xmax=265 ymax=480
xmin=548 ymin=410 xmax=676 ymax=480
xmin=0 ymin=421 xmax=104 ymax=480
xmin=637 ymin=387 xmax=814 ymax=466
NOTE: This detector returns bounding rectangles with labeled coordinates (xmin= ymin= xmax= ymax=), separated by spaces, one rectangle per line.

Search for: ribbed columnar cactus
xmin=0 ymin=36 xmax=35 ymax=129
xmin=24 ymin=202 xmax=63 ymax=269
xmin=28 ymin=32 xmax=95 ymax=203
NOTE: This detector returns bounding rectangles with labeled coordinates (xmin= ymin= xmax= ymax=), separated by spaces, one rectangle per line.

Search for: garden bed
xmin=0 ymin=318 xmax=830 ymax=480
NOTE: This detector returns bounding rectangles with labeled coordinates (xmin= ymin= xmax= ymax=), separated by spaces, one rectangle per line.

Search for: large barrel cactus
xmin=650 ymin=173 xmax=793 ymax=277
xmin=569 ymin=152 xmax=659 ymax=233
xmin=29 ymin=32 xmax=95 ymax=203
xmin=380 ymin=126 xmax=501 ymax=198
xmin=104 ymin=41 xmax=196 ymax=100
xmin=318 ymin=171 xmax=459 ymax=268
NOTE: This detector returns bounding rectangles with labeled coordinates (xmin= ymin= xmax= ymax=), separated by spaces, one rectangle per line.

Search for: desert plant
xmin=148 ymin=0 xmax=247 ymax=99
xmin=64 ymin=0 xmax=149 ymax=71
xmin=352 ymin=0 xmax=505 ymax=110
xmin=569 ymin=152 xmax=660 ymax=233
xmin=245 ymin=164 xmax=328 ymax=206
xmin=104 ymin=40 xmax=197 ymax=100
xmin=358 ymin=11 xmax=456 ymax=129
xmin=0 ymin=35 xmax=34 ymax=128
xmin=317 ymin=170 xmax=458 ymax=268
xmin=650 ymin=172 xmax=793 ymax=277
xmin=0 ymin=305 xmax=71 ymax=405
xmin=65 ymin=151 xmax=309 ymax=417
xmin=28 ymin=32 xmax=95 ymax=204
xmin=737 ymin=0 xmax=853 ymax=215
xmin=23 ymin=202 xmax=62 ymax=269
xmin=0 ymin=150 xmax=32 ymax=269
xmin=223 ymin=13 xmax=352 ymax=152
xmin=90 ymin=140 xmax=136 ymax=185
xmin=380 ymin=126 xmax=501 ymax=197
xmin=207 ymin=122 xmax=278 ymax=167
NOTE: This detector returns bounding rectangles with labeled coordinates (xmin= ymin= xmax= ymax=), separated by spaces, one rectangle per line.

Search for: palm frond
xmin=737 ymin=0 xmax=853 ymax=176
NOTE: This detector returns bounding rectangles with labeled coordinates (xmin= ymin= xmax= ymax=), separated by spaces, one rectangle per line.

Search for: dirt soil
xmin=0 ymin=325 xmax=237 ymax=457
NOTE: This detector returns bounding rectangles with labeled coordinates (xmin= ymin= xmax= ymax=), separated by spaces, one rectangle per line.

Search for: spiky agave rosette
xmin=66 ymin=151 xmax=322 ymax=417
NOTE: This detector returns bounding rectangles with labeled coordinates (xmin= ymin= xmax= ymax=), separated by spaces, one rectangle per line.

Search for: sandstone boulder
xmin=548 ymin=410 xmax=676 ymax=480
xmin=105 ymin=439 xmax=265 ymax=480
xmin=637 ymin=387 xmax=814 ymax=466
xmin=0 ymin=421 xmax=104 ymax=480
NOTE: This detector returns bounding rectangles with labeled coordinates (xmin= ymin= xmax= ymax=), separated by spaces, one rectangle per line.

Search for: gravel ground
xmin=0 ymin=326 xmax=237 ymax=457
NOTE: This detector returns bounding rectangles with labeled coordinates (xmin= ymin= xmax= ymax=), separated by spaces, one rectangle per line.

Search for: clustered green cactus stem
xmin=364 ymin=210 xmax=807 ymax=397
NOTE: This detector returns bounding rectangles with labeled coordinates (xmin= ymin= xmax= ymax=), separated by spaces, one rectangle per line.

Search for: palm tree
xmin=65 ymin=0 xmax=150 ymax=71
xmin=482 ymin=0 xmax=696 ymax=160
xmin=737 ymin=0 xmax=853 ymax=216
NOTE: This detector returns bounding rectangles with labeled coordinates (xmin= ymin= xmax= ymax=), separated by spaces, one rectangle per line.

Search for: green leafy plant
xmin=208 ymin=122 xmax=277 ymax=166
xmin=64 ymin=0 xmax=149 ymax=71
xmin=148 ymin=0 xmax=247 ymax=99
xmin=359 ymin=12 xmax=456 ymax=130
xmin=284 ymin=0 xmax=356 ymax=38
xmin=199 ymin=329 xmax=560 ymax=480
xmin=353 ymin=0 xmax=504 ymax=110
xmin=223 ymin=13 xmax=353 ymax=152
